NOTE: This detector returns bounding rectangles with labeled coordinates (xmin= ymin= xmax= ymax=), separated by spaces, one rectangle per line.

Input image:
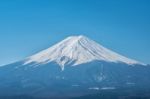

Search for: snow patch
xmin=101 ymin=87 xmax=116 ymax=90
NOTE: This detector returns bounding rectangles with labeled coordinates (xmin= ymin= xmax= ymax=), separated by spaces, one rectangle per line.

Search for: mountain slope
xmin=24 ymin=35 xmax=142 ymax=70
xmin=0 ymin=35 xmax=149 ymax=98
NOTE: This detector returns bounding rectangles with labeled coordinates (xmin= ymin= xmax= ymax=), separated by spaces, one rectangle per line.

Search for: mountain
xmin=0 ymin=35 xmax=149 ymax=99
xmin=24 ymin=35 xmax=143 ymax=70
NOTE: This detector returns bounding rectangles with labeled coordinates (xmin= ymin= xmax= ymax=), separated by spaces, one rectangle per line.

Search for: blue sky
xmin=0 ymin=0 xmax=150 ymax=65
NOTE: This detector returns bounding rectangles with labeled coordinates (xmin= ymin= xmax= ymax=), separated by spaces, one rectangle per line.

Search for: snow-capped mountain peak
xmin=24 ymin=35 xmax=142 ymax=70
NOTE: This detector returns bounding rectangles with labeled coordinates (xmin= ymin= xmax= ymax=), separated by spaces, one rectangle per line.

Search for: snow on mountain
xmin=24 ymin=35 xmax=143 ymax=70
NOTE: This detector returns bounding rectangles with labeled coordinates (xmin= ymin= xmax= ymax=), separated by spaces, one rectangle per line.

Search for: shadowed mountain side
xmin=0 ymin=60 xmax=149 ymax=98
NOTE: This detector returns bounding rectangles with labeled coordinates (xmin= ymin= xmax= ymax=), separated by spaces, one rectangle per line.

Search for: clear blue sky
xmin=0 ymin=0 xmax=150 ymax=65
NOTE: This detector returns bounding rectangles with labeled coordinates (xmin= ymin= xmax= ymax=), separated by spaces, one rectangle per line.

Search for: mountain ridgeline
xmin=0 ymin=35 xmax=150 ymax=99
